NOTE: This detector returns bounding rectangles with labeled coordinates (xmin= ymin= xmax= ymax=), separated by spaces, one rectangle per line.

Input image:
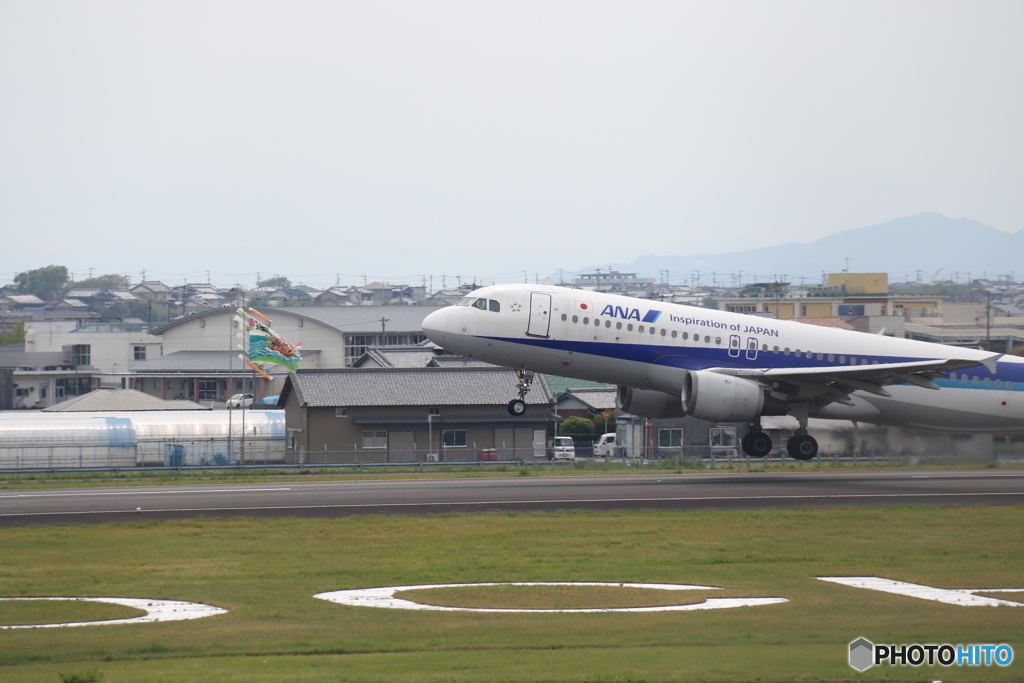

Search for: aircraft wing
xmin=713 ymin=354 xmax=1002 ymax=405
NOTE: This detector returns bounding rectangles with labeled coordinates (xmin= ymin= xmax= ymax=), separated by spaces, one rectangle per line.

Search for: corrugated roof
xmin=285 ymin=367 xmax=554 ymax=408
xmin=543 ymin=375 xmax=614 ymax=397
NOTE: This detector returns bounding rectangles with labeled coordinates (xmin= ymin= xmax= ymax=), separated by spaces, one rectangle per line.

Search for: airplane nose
xmin=422 ymin=309 xmax=449 ymax=345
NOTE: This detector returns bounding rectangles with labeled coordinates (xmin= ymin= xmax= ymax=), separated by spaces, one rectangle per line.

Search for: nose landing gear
xmin=507 ymin=366 xmax=535 ymax=416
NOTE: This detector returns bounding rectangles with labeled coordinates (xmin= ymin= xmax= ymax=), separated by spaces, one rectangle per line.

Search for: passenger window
xmin=660 ymin=328 xmax=666 ymax=336
xmin=683 ymin=332 xmax=689 ymax=340
xmin=489 ymin=300 xmax=500 ymax=313
xmin=627 ymin=324 xmax=633 ymax=332
xmin=583 ymin=317 xmax=589 ymax=324
xmin=616 ymin=322 xmax=622 ymax=330
xmin=595 ymin=318 xmax=600 ymax=326
xmin=705 ymin=335 xmax=711 ymax=343
xmin=472 ymin=298 xmax=487 ymax=311
xmin=561 ymin=313 xmax=567 ymax=321
xmin=605 ymin=320 xmax=611 ymax=328
xmin=572 ymin=315 xmax=578 ymax=323
xmin=638 ymin=325 xmax=644 ymax=333
xmin=651 ymin=327 xmax=656 ymax=335
xmin=828 ymin=354 xmax=835 ymax=362
xmin=715 ymin=337 xmax=721 ymax=345
xmin=671 ymin=330 xmax=677 ymax=338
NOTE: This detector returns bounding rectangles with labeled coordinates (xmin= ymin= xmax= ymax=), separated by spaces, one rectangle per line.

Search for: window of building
xmin=442 ymin=430 xmax=467 ymax=447
xmin=428 ymin=407 xmax=440 ymax=416
xmin=71 ymin=344 xmax=90 ymax=366
xmin=362 ymin=430 xmax=387 ymax=449
xmin=335 ymin=407 xmax=348 ymax=417
xmin=198 ymin=379 xmax=218 ymax=401
xmin=134 ymin=346 xmax=146 ymax=361
xmin=15 ymin=388 xmax=30 ymax=397
xmin=658 ymin=428 xmax=683 ymax=448
xmin=55 ymin=377 xmax=92 ymax=398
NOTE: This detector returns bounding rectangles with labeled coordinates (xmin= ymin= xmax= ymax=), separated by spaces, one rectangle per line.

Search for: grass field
xmin=0 ymin=505 xmax=1022 ymax=682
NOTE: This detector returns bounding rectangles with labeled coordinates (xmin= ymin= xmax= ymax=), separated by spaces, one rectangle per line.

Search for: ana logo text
xmin=600 ymin=305 xmax=662 ymax=323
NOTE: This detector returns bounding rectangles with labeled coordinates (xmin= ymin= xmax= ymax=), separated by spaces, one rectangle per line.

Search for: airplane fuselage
xmin=422 ymin=284 xmax=1024 ymax=434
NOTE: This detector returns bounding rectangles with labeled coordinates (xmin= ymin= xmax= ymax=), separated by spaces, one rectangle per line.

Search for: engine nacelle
xmin=616 ymin=386 xmax=686 ymax=419
xmin=680 ymin=370 xmax=765 ymax=423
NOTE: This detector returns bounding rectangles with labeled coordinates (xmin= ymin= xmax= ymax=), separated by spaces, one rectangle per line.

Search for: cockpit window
xmin=489 ymin=300 xmax=500 ymax=313
xmin=456 ymin=297 xmax=474 ymax=306
xmin=472 ymin=298 xmax=487 ymax=311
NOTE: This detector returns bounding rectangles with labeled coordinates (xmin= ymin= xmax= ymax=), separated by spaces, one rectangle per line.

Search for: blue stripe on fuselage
xmin=478 ymin=335 xmax=1024 ymax=387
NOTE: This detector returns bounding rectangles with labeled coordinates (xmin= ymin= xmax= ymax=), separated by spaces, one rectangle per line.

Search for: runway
xmin=1 ymin=469 xmax=1023 ymax=526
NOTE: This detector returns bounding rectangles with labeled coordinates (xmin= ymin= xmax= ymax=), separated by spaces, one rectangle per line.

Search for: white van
xmin=593 ymin=433 xmax=616 ymax=457
xmin=552 ymin=436 xmax=576 ymax=462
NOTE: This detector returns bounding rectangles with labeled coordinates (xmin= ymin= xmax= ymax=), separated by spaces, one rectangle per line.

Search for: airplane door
xmin=526 ymin=292 xmax=552 ymax=338
xmin=728 ymin=334 xmax=741 ymax=358
xmin=746 ymin=337 xmax=758 ymax=361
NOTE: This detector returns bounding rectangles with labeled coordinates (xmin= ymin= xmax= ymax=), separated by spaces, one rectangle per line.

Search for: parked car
xmin=226 ymin=393 xmax=254 ymax=408
xmin=552 ymin=436 xmax=576 ymax=462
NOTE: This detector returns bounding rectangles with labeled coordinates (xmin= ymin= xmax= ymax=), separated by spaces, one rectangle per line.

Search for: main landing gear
xmin=507 ymin=366 xmax=535 ymax=416
xmin=741 ymin=425 xmax=773 ymax=458
xmin=741 ymin=422 xmax=819 ymax=461
xmin=786 ymin=430 xmax=818 ymax=461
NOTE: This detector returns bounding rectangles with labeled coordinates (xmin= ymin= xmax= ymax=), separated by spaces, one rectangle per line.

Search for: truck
xmin=593 ymin=433 xmax=617 ymax=457
xmin=552 ymin=436 xmax=576 ymax=462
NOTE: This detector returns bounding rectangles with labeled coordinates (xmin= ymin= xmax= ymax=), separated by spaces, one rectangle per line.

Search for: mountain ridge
xmin=583 ymin=213 xmax=1023 ymax=284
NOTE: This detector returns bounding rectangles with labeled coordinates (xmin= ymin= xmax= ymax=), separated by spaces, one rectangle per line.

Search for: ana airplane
xmin=421 ymin=284 xmax=1024 ymax=460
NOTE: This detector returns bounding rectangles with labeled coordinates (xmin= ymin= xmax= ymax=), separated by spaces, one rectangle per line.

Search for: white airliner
xmin=421 ymin=284 xmax=1024 ymax=460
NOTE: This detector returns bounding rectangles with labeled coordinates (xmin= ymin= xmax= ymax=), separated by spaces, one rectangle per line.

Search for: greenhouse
xmin=0 ymin=411 xmax=285 ymax=469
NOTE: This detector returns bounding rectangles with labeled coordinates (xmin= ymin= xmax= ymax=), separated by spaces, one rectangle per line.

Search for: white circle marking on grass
xmin=0 ymin=597 xmax=228 ymax=629
xmin=314 ymin=582 xmax=788 ymax=613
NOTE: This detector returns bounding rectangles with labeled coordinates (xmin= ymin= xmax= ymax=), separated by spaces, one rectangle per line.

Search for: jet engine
xmin=616 ymin=386 xmax=686 ymax=418
xmin=680 ymin=370 xmax=765 ymax=422
xmin=618 ymin=371 xmax=767 ymax=422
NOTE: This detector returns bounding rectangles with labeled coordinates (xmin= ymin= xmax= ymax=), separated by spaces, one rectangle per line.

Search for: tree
xmin=701 ymin=296 xmax=719 ymax=310
xmin=257 ymin=275 xmax=291 ymax=289
xmin=558 ymin=416 xmax=595 ymax=437
xmin=0 ymin=321 xmax=26 ymax=346
xmin=14 ymin=265 xmax=69 ymax=300
xmin=71 ymin=274 xmax=129 ymax=291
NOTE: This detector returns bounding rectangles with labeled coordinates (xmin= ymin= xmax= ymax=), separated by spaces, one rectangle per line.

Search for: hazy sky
xmin=2 ymin=1 xmax=1022 ymax=289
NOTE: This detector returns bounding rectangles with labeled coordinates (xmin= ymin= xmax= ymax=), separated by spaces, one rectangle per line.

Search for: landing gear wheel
xmin=742 ymin=431 xmax=773 ymax=458
xmin=786 ymin=434 xmax=818 ymax=461
xmin=507 ymin=399 xmax=526 ymax=416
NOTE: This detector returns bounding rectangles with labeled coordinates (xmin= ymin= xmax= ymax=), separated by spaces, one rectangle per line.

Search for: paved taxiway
xmin=1 ymin=469 xmax=1023 ymax=526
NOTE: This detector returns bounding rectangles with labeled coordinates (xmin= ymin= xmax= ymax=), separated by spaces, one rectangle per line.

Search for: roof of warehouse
xmin=282 ymin=367 xmax=554 ymax=408
xmin=43 ymin=388 xmax=209 ymax=412
xmin=150 ymin=305 xmax=434 ymax=335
